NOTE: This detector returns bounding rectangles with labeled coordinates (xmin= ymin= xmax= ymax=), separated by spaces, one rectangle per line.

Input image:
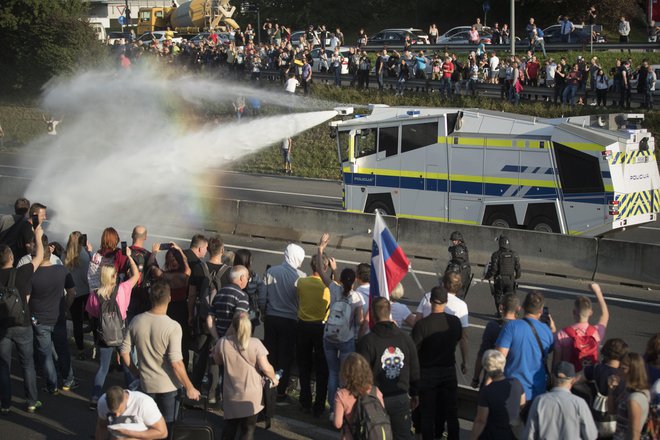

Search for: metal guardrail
xmin=364 ymin=42 xmax=659 ymax=53
xmin=260 ymin=69 xmax=647 ymax=103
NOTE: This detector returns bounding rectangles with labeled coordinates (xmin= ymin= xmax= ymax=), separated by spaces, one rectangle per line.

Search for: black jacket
xmin=357 ymin=321 xmax=420 ymax=397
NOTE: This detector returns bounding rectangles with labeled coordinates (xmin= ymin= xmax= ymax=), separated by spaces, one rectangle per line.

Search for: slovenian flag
xmin=369 ymin=212 xmax=410 ymax=321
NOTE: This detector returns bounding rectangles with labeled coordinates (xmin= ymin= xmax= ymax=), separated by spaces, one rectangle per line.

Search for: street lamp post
xmin=510 ymin=0 xmax=515 ymax=55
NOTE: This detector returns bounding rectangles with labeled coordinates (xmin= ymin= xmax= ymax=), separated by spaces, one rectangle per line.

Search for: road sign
xmin=118 ymin=15 xmax=127 ymax=25
xmin=483 ymin=1 xmax=491 ymax=12
xmin=116 ymin=5 xmax=125 ymax=16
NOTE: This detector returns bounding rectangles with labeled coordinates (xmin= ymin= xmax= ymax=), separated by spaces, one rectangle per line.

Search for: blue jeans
xmin=334 ymin=66 xmax=342 ymax=86
xmin=0 ymin=325 xmax=38 ymax=408
xmin=440 ymin=77 xmax=452 ymax=99
xmin=92 ymin=345 xmax=134 ymax=399
xmin=33 ymin=323 xmax=59 ymax=392
xmin=148 ymin=389 xmax=180 ymax=439
xmin=323 ymin=338 xmax=355 ymax=412
xmin=563 ymin=84 xmax=578 ymax=105
xmin=52 ymin=320 xmax=72 ymax=386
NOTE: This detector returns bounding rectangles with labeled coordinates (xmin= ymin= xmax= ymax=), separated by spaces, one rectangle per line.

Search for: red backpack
xmin=564 ymin=326 xmax=599 ymax=372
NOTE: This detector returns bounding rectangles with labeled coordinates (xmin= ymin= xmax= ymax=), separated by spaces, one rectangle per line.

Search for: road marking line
xmin=198 ymin=184 xmax=342 ymax=200
xmin=0 ymin=174 xmax=32 ymax=180
xmin=638 ymin=226 xmax=660 ymax=231
xmin=0 ymin=164 xmax=36 ymax=170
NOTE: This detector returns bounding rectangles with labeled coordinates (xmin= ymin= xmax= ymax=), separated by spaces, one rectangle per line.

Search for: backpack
xmin=193 ymin=262 xmax=230 ymax=335
xmin=0 ymin=269 xmax=26 ymax=328
xmin=564 ymin=325 xmax=599 ymax=372
xmin=324 ymin=296 xmax=354 ymax=343
xmin=348 ymin=387 xmax=393 ymax=440
xmin=98 ymin=286 xmax=124 ymax=347
xmin=588 ymin=364 xmax=617 ymax=437
xmin=126 ymin=247 xmax=153 ymax=315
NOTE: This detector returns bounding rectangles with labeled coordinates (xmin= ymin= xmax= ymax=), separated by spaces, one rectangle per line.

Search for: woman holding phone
xmin=85 ymin=249 xmax=140 ymax=409
xmin=148 ymin=242 xmax=191 ymax=365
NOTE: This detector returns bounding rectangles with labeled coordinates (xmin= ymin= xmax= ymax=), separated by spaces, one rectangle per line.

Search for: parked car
xmin=137 ymin=31 xmax=183 ymax=46
xmin=189 ymin=31 xmax=234 ymax=47
xmin=542 ymin=24 xmax=605 ymax=44
xmin=309 ymin=47 xmax=351 ymax=74
xmin=438 ymin=26 xmax=473 ymax=41
xmin=107 ymin=31 xmax=133 ymax=45
xmin=630 ymin=64 xmax=660 ymax=95
xmin=367 ymin=28 xmax=430 ymax=46
xmin=290 ymin=30 xmax=331 ymax=47
xmin=438 ymin=29 xmax=492 ymax=45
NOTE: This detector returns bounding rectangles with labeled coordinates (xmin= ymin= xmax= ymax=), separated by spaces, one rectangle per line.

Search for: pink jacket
xmin=85 ymin=280 xmax=135 ymax=320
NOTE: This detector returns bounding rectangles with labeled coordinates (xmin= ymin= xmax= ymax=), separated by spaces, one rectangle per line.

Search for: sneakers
xmin=27 ymin=401 xmax=42 ymax=413
xmin=1 ymin=407 xmax=9 ymax=415
xmin=42 ymin=387 xmax=60 ymax=396
xmin=89 ymin=397 xmax=99 ymax=411
xmin=62 ymin=380 xmax=80 ymax=391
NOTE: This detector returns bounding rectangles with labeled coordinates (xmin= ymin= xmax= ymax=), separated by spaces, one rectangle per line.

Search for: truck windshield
xmin=338 ymin=131 xmax=352 ymax=163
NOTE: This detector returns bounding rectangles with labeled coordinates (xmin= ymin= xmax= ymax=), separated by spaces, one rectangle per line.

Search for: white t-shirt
xmin=97 ymin=390 xmax=162 ymax=436
xmin=489 ymin=56 xmax=500 ymax=71
xmin=416 ymin=292 xmax=469 ymax=328
xmin=391 ymin=301 xmax=413 ymax=328
xmin=355 ymin=283 xmax=370 ymax=314
xmin=546 ymin=62 xmax=557 ymax=80
xmin=329 ymin=283 xmax=364 ymax=339
xmin=285 ymin=78 xmax=299 ymax=93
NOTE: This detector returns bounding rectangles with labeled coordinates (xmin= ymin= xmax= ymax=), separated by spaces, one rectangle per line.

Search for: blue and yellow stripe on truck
xmin=609 ymin=150 xmax=655 ymax=165
xmin=615 ymin=189 xmax=658 ymax=220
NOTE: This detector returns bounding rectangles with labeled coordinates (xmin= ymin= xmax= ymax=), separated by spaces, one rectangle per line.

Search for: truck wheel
xmin=528 ymin=216 xmax=559 ymax=233
xmin=365 ymin=201 xmax=393 ymax=216
xmin=486 ymin=212 xmax=516 ymax=229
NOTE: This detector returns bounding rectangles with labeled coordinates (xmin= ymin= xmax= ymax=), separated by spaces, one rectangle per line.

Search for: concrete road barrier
xmin=233 ymin=200 xmax=395 ymax=251
xmin=396 ymin=218 xmax=599 ymax=280
xmin=200 ymin=198 xmax=240 ymax=235
xmin=0 ymin=176 xmax=29 ymax=206
xmin=594 ymin=238 xmax=660 ymax=288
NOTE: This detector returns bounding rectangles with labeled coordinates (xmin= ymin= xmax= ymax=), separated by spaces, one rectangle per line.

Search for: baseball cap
xmin=553 ymin=361 xmax=576 ymax=379
xmin=430 ymin=286 xmax=448 ymax=305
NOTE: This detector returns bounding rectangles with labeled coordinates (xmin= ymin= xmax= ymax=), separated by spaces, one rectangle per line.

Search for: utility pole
xmin=510 ymin=0 xmax=515 ymax=55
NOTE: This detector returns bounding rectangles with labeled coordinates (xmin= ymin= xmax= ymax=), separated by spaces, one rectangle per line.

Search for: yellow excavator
xmin=136 ymin=0 xmax=239 ymax=36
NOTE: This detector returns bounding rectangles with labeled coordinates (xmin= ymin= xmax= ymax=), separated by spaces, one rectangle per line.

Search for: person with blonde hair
xmin=86 ymin=249 xmax=139 ymax=409
xmin=389 ymin=283 xmax=416 ymax=328
xmin=333 ymin=352 xmax=385 ymax=439
xmin=470 ymin=350 xmax=525 ymax=440
xmin=214 ymin=311 xmax=278 ymax=440
xmin=608 ymin=352 xmax=651 ymax=440
xmin=64 ymin=231 xmax=93 ymax=359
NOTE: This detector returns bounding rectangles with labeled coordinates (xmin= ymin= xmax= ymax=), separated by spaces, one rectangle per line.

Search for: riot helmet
xmin=450 ymin=231 xmax=464 ymax=243
xmin=498 ymin=235 xmax=510 ymax=249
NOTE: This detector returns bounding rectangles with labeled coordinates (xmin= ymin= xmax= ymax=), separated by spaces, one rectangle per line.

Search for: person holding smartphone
xmin=147 ymin=242 xmax=191 ymax=368
xmin=11 ymin=202 xmax=47 ymax=266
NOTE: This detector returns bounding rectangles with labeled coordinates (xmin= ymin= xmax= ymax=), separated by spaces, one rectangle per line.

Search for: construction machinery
xmin=137 ymin=0 xmax=238 ymax=36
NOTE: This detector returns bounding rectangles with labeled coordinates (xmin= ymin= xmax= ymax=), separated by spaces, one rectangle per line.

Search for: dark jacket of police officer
xmin=485 ymin=236 xmax=521 ymax=311
xmin=446 ymin=231 xmax=471 ymax=296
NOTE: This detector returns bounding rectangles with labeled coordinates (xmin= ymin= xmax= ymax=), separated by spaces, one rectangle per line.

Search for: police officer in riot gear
xmin=484 ymin=235 xmax=521 ymax=314
xmin=446 ymin=231 xmax=471 ymax=297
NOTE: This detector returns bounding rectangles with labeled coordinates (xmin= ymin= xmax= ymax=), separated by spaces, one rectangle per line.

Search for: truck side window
xmin=356 ymin=129 xmax=377 ymax=158
xmin=446 ymin=113 xmax=459 ymax=135
xmin=338 ymin=131 xmax=351 ymax=162
xmin=554 ymin=142 xmax=604 ymax=194
xmin=378 ymin=127 xmax=399 ymax=157
xmin=402 ymin=122 xmax=438 ymax=153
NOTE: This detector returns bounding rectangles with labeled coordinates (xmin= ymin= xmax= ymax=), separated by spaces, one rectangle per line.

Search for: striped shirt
xmin=209 ymin=283 xmax=249 ymax=337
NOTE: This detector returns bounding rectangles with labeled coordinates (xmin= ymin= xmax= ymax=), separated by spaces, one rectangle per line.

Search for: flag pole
xmin=408 ymin=265 xmax=426 ymax=295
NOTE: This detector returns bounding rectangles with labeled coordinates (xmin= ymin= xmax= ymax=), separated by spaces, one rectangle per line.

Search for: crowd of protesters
xmin=107 ymin=15 xmax=656 ymax=109
xmin=1 ymin=197 xmax=659 ymax=440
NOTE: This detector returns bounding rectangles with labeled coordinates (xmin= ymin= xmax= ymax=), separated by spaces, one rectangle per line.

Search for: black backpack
xmin=126 ymin=247 xmax=153 ymax=316
xmin=348 ymin=387 xmax=393 ymax=440
xmin=0 ymin=269 xmax=25 ymax=328
xmin=193 ymin=262 xmax=230 ymax=335
xmin=98 ymin=286 xmax=124 ymax=347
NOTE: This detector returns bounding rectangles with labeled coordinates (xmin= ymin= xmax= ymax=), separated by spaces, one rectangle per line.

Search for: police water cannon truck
xmin=329 ymin=106 xmax=659 ymax=237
